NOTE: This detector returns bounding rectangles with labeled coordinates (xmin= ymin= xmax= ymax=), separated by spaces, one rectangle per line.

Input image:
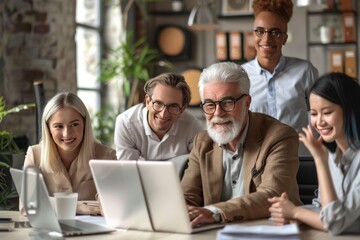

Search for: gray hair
xmin=198 ymin=62 xmax=250 ymax=101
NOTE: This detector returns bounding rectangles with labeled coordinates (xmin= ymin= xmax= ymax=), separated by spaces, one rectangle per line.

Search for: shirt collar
xmin=342 ymin=147 xmax=355 ymax=166
xmin=142 ymin=107 xmax=153 ymax=136
xmin=255 ymin=54 xmax=286 ymax=75
xmin=332 ymin=147 xmax=354 ymax=167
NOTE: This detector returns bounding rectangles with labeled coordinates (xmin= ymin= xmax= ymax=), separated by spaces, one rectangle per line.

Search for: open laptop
xmin=90 ymin=160 xmax=224 ymax=234
xmin=89 ymin=160 xmax=153 ymax=231
xmin=137 ymin=161 xmax=224 ymax=233
xmin=10 ymin=167 xmax=115 ymax=236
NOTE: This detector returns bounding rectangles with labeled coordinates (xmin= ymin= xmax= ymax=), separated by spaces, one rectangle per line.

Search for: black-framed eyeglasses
xmin=150 ymin=99 xmax=182 ymax=115
xmin=253 ymin=28 xmax=286 ymax=38
xmin=200 ymin=94 xmax=248 ymax=115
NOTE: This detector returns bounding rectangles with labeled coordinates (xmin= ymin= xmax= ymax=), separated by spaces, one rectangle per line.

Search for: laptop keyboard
xmin=59 ymin=222 xmax=82 ymax=232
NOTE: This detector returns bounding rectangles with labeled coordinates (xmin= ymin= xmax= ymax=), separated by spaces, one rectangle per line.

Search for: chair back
xmin=168 ymin=154 xmax=189 ymax=180
xmin=33 ymin=81 xmax=46 ymax=143
xmin=297 ymin=157 xmax=318 ymax=204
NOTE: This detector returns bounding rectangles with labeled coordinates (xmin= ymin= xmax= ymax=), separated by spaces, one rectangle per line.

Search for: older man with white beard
xmin=181 ymin=62 xmax=302 ymax=226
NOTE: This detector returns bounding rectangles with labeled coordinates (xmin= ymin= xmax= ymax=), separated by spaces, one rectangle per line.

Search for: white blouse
xmin=320 ymin=147 xmax=360 ymax=235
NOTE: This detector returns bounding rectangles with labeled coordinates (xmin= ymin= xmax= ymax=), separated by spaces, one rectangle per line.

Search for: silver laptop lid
xmin=9 ymin=168 xmax=24 ymax=204
xmin=137 ymin=161 xmax=224 ymax=234
xmin=89 ymin=159 xmax=153 ymax=231
xmin=11 ymin=166 xmax=115 ymax=236
xmin=137 ymin=161 xmax=193 ymax=233
xmin=21 ymin=166 xmax=63 ymax=233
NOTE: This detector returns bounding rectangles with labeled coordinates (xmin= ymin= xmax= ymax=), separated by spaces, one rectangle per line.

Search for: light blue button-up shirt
xmin=242 ymin=55 xmax=318 ymax=135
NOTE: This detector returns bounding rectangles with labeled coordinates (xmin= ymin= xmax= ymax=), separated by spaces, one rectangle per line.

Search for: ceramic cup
xmin=54 ymin=192 xmax=78 ymax=220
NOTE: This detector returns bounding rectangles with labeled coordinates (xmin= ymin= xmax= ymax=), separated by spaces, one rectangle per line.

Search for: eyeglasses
xmin=253 ymin=28 xmax=286 ymax=38
xmin=200 ymin=94 xmax=248 ymax=115
xmin=151 ymin=99 xmax=182 ymax=115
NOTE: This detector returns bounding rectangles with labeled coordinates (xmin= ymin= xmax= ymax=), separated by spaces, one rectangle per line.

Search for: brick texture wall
xmin=0 ymin=0 xmax=76 ymax=146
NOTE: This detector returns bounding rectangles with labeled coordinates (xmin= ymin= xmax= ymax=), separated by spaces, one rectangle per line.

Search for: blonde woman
xmin=21 ymin=92 xmax=116 ymax=215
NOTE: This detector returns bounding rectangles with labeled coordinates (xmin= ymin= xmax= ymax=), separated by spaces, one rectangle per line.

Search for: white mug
xmin=54 ymin=192 xmax=78 ymax=220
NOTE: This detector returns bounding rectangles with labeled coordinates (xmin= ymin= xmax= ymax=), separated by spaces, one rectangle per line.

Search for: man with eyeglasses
xmin=181 ymin=62 xmax=302 ymax=226
xmin=114 ymin=73 xmax=204 ymax=161
xmin=242 ymin=0 xmax=318 ymax=157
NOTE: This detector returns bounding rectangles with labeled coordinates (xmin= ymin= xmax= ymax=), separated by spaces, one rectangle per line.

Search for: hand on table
xmin=268 ymin=192 xmax=295 ymax=225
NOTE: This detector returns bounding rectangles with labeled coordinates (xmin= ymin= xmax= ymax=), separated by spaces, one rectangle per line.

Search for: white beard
xmin=207 ymin=116 xmax=241 ymax=145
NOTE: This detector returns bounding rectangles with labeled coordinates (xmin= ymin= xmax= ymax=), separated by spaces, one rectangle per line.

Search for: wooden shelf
xmin=308 ymin=41 xmax=357 ymax=46
xmin=149 ymin=11 xmax=190 ymax=16
xmin=307 ymin=9 xmax=356 ymax=15
xmin=306 ymin=3 xmax=358 ymax=78
xmin=218 ymin=14 xmax=253 ymax=19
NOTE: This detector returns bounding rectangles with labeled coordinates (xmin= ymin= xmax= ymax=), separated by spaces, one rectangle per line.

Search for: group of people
xmin=20 ymin=0 xmax=359 ymax=236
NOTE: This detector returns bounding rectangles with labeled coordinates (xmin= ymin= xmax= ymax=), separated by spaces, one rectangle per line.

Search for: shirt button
xmin=232 ymin=156 xmax=236 ymax=160
xmin=232 ymin=180 xmax=237 ymax=184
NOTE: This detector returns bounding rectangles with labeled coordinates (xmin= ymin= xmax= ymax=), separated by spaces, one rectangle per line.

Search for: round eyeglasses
xmin=151 ymin=99 xmax=182 ymax=115
xmin=253 ymin=28 xmax=286 ymax=38
xmin=200 ymin=94 xmax=248 ymax=115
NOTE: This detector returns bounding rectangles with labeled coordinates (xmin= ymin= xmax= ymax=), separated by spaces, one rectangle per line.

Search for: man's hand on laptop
xmin=187 ymin=205 xmax=216 ymax=226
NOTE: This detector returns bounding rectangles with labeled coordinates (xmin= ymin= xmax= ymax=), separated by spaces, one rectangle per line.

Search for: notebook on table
xmin=89 ymin=159 xmax=224 ymax=234
xmin=10 ymin=167 xmax=115 ymax=237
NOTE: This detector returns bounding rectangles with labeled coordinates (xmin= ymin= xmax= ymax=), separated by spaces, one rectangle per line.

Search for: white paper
xmin=217 ymin=223 xmax=300 ymax=240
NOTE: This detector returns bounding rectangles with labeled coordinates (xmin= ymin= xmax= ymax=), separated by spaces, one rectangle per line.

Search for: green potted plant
xmin=0 ymin=96 xmax=35 ymax=209
xmin=100 ymin=0 xmax=171 ymax=109
xmin=91 ymin=104 xmax=117 ymax=147
xmin=93 ymin=0 xmax=171 ymax=144
xmin=99 ymin=32 xmax=172 ymax=109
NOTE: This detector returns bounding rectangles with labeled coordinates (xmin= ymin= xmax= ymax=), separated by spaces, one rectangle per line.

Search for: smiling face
xmin=253 ymin=11 xmax=288 ymax=70
xmin=48 ymin=107 xmax=84 ymax=157
xmin=145 ymin=84 xmax=184 ymax=139
xmin=309 ymin=93 xmax=346 ymax=145
xmin=203 ymin=82 xmax=251 ymax=148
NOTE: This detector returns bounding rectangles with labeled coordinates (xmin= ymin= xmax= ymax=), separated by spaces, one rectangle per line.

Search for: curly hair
xmin=252 ymin=0 xmax=293 ymax=23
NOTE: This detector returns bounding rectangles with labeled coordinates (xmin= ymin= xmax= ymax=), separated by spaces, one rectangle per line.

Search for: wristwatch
xmin=212 ymin=213 xmax=222 ymax=223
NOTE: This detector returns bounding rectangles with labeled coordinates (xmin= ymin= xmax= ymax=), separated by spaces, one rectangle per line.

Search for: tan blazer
xmin=23 ymin=142 xmax=116 ymax=200
xmin=181 ymin=111 xmax=302 ymax=222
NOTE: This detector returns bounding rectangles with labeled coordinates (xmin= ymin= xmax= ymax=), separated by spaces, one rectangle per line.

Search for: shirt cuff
xmin=204 ymin=205 xmax=223 ymax=222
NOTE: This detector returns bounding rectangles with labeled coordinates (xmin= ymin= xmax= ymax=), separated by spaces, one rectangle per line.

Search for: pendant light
xmin=188 ymin=0 xmax=218 ymax=31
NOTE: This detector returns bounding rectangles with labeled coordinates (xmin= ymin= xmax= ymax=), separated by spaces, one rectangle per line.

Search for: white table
xmin=0 ymin=210 xmax=359 ymax=240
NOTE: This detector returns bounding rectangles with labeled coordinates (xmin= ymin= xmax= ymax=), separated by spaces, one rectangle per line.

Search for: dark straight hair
xmin=310 ymin=72 xmax=360 ymax=150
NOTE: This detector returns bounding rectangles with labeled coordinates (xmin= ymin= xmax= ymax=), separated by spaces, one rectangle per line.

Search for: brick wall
xmin=0 ymin=0 xmax=76 ymax=145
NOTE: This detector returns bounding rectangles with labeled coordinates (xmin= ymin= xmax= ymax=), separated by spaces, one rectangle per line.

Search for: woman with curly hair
xmin=242 ymin=0 xmax=319 ymax=157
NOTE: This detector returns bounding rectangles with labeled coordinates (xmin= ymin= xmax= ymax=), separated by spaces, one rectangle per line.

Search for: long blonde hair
xmin=40 ymin=92 xmax=98 ymax=172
